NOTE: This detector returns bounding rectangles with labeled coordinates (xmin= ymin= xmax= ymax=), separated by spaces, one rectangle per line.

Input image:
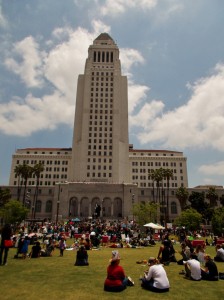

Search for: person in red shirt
xmin=104 ymin=250 xmax=134 ymax=292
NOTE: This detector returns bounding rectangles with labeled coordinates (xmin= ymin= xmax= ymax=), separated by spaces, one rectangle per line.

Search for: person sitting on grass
xmin=183 ymin=255 xmax=201 ymax=281
xmin=214 ymin=244 xmax=224 ymax=262
xmin=29 ymin=241 xmax=41 ymax=258
xmin=177 ymin=243 xmax=191 ymax=265
xmin=74 ymin=245 xmax=89 ymax=266
xmin=157 ymin=239 xmax=176 ymax=265
xmin=201 ymin=254 xmax=219 ymax=281
xmin=140 ymin=257 xmax=170 ymax=293
xmin=104 ymin=250 xmax=134 ymax=292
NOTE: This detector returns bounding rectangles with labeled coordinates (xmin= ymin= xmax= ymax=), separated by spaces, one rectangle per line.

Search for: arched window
xmin=35 ymin=200 xmax=42 ymax=212
xmin=45 ymin=200 xmax=52 ymax=213
xmin=171 ymin=201 xmax=177 ymax=214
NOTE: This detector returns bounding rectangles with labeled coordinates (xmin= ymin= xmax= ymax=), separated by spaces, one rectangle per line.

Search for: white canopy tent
xmin=143 ymin=222 xmax=165 ymax=230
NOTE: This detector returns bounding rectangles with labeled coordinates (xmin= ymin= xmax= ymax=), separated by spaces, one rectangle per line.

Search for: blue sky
xmin=1 ymin=0 xmax=224 ymax=188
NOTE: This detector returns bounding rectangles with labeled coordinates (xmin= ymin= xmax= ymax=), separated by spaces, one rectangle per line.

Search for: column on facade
xmin=111 ymin=199 xmax=114 ymax=217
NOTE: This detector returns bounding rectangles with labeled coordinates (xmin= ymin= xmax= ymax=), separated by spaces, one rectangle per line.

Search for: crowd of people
xmin=0 ymin=220 xmax=224 ymax=294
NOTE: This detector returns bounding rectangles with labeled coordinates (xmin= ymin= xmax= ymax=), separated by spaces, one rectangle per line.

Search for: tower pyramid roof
xmin=95 ymin=33 xmax=114 ymax=42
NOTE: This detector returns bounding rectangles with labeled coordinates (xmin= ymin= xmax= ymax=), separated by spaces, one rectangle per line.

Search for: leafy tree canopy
xmin=211 ymin=207 xmax=224 ymax=236
xmin=173 ymin=208 xmax=202 ymax=231
xmin=0 ymin=200 xmax=29 ymax=224
xmin=0 ymin=187 xmax=11 ymax=207
xmin=132 ymin=202 xmax=158 ymax=226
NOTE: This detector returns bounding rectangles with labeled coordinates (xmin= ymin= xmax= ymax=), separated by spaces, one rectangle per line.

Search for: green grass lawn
xmin=0 ymin=241 xmax=224 ymax=300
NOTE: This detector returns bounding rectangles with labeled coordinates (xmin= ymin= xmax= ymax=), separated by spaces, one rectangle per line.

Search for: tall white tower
xmin=70 ymin=33 xmax=130 ymax=183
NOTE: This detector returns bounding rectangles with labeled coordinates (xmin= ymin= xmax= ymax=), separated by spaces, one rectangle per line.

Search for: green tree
xmin=0 ymin=200 xmax=29 ymax=224
xmin=175 ymin=186 xmax=189 ymax=210
xmin=132 ymin=202 xmax=158 ymax=226
xmin=206 ymin=187 xmax=218 ymax=207
xmin=0 ymin=187 xmax=11 ymax=207
xmin=32 ymin=163 xmax=44 ymax=218
xmin=220 ymin=194 xmax=224 ymax=206
xmin=211 ymin=207 xmax=224 ymax=236
xmin=173 ymin=208 xmax=202 ymax=231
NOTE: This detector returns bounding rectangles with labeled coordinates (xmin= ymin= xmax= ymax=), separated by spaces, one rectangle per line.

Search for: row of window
xmin=90 ymin=114 xmax=112 ymax=120
xmin=131 ymin=153 xmax=175 ymax=157
xmin=132 ymin=161 xmax=182 ymax=167
xmin=138 ymin=182 xmax=179 ymax=188
xmin=87 ymin=151 xmax=113 ymax=156
xmin=91 ymin=87 xmax=113 ymax=92
xmin=132 ymin=169 xmax=182 ymax=174
xmin=92 ymin=71 xmax=113 ymax=76
xmin=88 ymin=158 xmax=112 ymax=163
xmin=26 ymin=200 xmax=52 ymax=213
xmin=87 ymin=165 xmax=112 ymax=170
xmin=93 ymin=51 xmax=114 ymax=63
xmin=16 ymin=160 xmax=69 ymax=165
xmin=89 ymin=132 xmax=113 ymax=138
xmin=87 ymin=173 xmax=112 ymax=178
xmin=132 ymin=175 xmax=183 ymax=181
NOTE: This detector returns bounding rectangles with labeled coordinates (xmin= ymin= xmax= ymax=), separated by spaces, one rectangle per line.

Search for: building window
xmin=45 ymin=200 xmax=52 ymax=213
xmin=171 ymin=202 xmax=177 ymax=214
xmin=35 ymin=200 xmax=42 ymax=212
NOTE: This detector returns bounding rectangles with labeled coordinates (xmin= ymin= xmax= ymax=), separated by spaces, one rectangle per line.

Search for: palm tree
xmin=176 ymin=186 xmax=189 ymax=210
xmin=206 ymin=187 xmax=218 ymax=207
xmin=20 ymin=164 xmax=33 ymax=205
xmin=14 ymin=164 xmax=24 ymax=201
xmin=149 ymin=168 xmax=164 ymax=222
xmin=163 ymin=168 xmax=173 ymax=224
xmin=32 ymin=163 xmax=44 ymax=219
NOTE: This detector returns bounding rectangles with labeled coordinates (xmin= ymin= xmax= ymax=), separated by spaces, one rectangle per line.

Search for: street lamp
xmin=55 ymin=182 xmax=61 ymax=225
xmin=55 ymin=181 xmax=69 ymax=224
xmin=132 ymin=194 xmax=135 ymax=221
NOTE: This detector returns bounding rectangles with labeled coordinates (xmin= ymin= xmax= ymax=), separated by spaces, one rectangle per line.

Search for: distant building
xmin=7 ymin=33 xmax=189 ymax=223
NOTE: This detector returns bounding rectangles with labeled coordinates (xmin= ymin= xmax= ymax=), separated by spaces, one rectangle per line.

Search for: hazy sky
xmin=1 ymin=0 xmax=224 ymax=188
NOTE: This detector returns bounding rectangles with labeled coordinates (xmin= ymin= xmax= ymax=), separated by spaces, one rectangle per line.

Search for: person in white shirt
xmin=140 ymin=257 xmax=170 ymax=293
xmin=214 ymin=244 xmax=224 ymax=262
xmin=183 ymin=256 xmax=201 ymax=281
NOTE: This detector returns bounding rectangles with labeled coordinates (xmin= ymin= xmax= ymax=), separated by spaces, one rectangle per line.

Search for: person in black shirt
xmin=74 ymin=245 xmax=89 ymax=266
xmin=201 ymin=254 xmax=219 ymax=281
xmin=0 ymin=224 xmax=12 ymax=265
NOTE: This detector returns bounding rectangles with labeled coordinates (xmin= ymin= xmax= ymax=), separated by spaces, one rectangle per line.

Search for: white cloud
xmin=120 ymin=48 xmax=145 ymax=74
xmin=135 ymin=63 xmax=224 ymax=152
xmin=0 ymin=21 xmax=148 ymax=137
xmin=100 ymin=0 xmax=157 ymax=16
xmin=199 ymin=161 xmax=224 ymax=176
xmin=0 ymin=91 xmax=74 ymax=136
xmin=4 ymin=36 xmax=44 ymax=88
xmin=0 ymin=1 xmax=7 ymax=28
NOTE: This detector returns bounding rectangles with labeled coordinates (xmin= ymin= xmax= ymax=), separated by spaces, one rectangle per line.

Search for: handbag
xmin=4 ymin=239 xmax=13 ymax=248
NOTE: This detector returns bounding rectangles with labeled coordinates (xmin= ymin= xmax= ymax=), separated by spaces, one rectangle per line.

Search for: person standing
xmin=0 ymin=224 xmax=12 ymax=266
xmin=141 ymin=257 xmax=170 ymax=293
xmin=58 ymin=237 xmax=66 ymax=257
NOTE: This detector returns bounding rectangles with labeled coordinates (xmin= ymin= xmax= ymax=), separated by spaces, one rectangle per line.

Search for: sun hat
xmin=110 ymin=250 xmax=120 ymax=262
